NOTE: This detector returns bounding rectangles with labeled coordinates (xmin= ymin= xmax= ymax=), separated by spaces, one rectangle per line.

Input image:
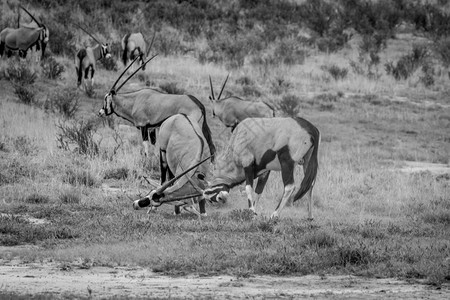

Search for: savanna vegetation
xmin=0 ymin=0 xmax=449 ymax=296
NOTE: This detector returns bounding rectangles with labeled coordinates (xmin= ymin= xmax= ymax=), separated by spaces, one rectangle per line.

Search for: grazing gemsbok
xmin=209 ymin=75 xmax=276 ymax=131
xmin=0 ymin=6 xmax=49 ymax=60
xmin=98 ymin=56 xmax=216 ymax=160
xmin=74 ymin=24 xmax=111 ymax=89
xmin=133 ymin=114 xmax=213 ymax=216
xmin=121 ymin=32 xmax=147 ymax=71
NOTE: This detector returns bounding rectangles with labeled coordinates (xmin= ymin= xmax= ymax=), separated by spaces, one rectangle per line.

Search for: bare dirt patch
xmin=0 ymin=260 xmax=448 ymax=299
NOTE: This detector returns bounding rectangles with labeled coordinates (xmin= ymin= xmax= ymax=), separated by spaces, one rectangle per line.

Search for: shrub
xmin=277 ymin=94 xmax=300 ymax=117
xmin=64 ymin=169 xmax=96 ymax=187
xmin=159 ymin=82 xmax=185 ymax=95
xmin=322 ymin=64 xmax=348 ymax=81
xmin=104 ymin=167 xmax=129 ymax=180
xmin=56 ymin=119 xmax=100 ymax=157
xmin=41 ymin=56 xmax=65 ymax=79
xmin=385 ymin=44 xmax=429 ymax=80
xmin=242 ymin=85 xmax=261 ymax=97
xmin=434 ymin=36 xmax=450 ymax=68
xmin=270 ymin=77 xmax=291 ymax=95
xmin=44 ymin=87 xmax=80 ymax=118
xmin=351 ymin=33 xmax=386 ymax=78
xmin=25 ymin=193 xmax=50 ymax=204
xmin=13 ymin=84 xmax=36 ymax=105
xmin=59 ymin=189 xmax=81 ymax=204
xmin=12 ymin=136 xmax=36 ymax=156
xmin=6 ymin=59 xmax=37 ymax=85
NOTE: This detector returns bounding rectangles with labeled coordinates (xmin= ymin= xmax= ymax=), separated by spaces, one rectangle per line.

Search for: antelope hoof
xmin=307 ymin=217 xmax=314 ymax=222
xmin=200 ymin=213 xmax=207 ymax=217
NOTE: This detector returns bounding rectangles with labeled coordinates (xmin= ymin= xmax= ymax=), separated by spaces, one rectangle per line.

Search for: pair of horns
xmin=141 ymin=155 xmax=213 ymax=202
xmin=19 ymin=5 xmax=43 ymax=27
xmin=209 ymin=74 xmax=229 ymax=101
xmin=75 ymin=23 xmax=104 ymax=46
xmin=110 ymin=54 xmax=157 ymax=94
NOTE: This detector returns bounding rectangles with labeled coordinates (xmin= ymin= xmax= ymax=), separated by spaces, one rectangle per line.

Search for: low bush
xmin=13 ymin=84 xmax=36 ymax=105
xmin=385 ymin=44 xmax=429 ymax=80
xmin=41 ymin=56 xmax=65 ymax=80
xmin=56 ymin=119 xmax=100 ymax=157
xmin=277 ymin=94 xmax=300 ymax=117
xmin=44 ymin=87 xmax=80 ymax=119
xmin=159 ymin=82 xmax=185 ymax=95
xmin=322 ymin=64 xmax=349 ymax=81
xmin=5 ymin=59 xmax=37 ymax=85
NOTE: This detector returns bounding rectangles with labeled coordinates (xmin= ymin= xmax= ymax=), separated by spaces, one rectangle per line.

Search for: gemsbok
xmin=0 ymin=6 xmax=49 ymax=60
xmin=133 ymin=114 xmax=213 ymax=216
xmin=98 ymin=56 xmax=216 ymax=160
xmin=139 ymin=117 xmax=320 ymax=220
xmin=74 ymin=24 xmax=111 ymax=90
xmin=209 ymin=75 xmax=275 ymax=131
xmin=121 ymin=32 xmax=147 ymax=72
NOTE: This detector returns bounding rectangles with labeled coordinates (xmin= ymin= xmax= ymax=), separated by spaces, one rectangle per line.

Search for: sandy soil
xmin=0 ymin=259 xmax=449 ymax=299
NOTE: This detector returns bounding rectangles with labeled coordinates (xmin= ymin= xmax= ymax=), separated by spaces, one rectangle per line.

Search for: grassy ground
xmin=0 ymin=32 xmax=449 ymax=288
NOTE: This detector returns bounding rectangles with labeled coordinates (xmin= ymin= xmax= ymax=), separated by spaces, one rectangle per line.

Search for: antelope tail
xmin=0 ymin=41 xmax=4 ymax=57
xmin=187 ymin=95 xmax=216 ymax=162
xmin=76 ymin=49 xmax=87 ymax=86
xmin=293 ymin=117 xmax=320 ymax=202
xmin=122 ymin=33 xmax=130 ymax=66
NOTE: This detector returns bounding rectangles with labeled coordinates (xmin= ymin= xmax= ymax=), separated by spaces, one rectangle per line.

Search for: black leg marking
xmin=199 ymin=198 xmax=206 ymax=214
xmin=255 ymin=171 xmax=270 ymax=195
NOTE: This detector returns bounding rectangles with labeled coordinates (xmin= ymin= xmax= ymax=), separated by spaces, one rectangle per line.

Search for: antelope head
xmin=20 ymin=5 xmax=49 ymax=44
xmin=99 ymin=54 xmax=157 ymax=117
xmin=133 ymin=155 xmax=213 ymax=210
xmin=208 ymin=74 xmax=229 ymax=117
xmin=75 ymin=23 xmax=111 ymax=59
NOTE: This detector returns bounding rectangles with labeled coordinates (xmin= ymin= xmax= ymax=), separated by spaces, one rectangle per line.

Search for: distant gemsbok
xmin=121 ymin=32 xmax=147 ymax=72
xmin=136 ymin=117 xmax=320 ymax=220
xmin=74 ymin=24 xmax=111 ymax=90
xmin=133 ymin=114 xmax=212 ymax=217
xmin=98 ymin=56 xmax=216 ymax=160
xmin=209 ymin=75 xmax=275 ymax=131
xmin=0 ymin=5 xmax=49 ymax=60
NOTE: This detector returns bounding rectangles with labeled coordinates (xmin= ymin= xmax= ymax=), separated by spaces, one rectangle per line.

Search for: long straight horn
xmin=155 ymin=155 xmax=213 ymax=195
xmin=146 ymin=32 xmax=156 ymax=57
xmin=19 ymin=5 xmax=41 ymax=27
xmin=217 ymin=74 xmax=229 ymax=100
xmin=209 ymin=76 xmax=215 ymax=100
xmin=110 ymin=56 xmax=140 ymax=92
xmin=75 ymin=23 xmax=102 ymax=45
xmin=115 ymin=54 xmax=158 ymax=92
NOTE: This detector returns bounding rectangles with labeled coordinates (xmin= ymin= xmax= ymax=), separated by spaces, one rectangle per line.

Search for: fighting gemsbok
xmin=133 ymin=114 xmax=212 ymax=217
xmin=0 ymin=6 xmax=49 ymax=60
xmin=209 ymin=75 xmax=276 ymax=131
xmin=121 ymin=32 xmax=147 ymax=72
xmin=98 ymin=56 xmax=216 ymax=160
xmin=74 ymin=24 xmax=111 ymax=90
xmin=139 ymin=117 xmax=320 ymax=220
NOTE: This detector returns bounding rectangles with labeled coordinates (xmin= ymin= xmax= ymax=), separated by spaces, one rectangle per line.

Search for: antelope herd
xmin=1 ymin=6 xmax=320 ymax=220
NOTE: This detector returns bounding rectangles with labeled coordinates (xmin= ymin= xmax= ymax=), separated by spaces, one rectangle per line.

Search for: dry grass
xmin=0 ymin=31 xmax=449 ymax=286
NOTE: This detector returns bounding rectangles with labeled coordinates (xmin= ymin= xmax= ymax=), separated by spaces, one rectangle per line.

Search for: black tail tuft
xmin=76 ymin=49 xmax=87 ymax=86
xmin=187 ymin=95 xmax=216 ymax=162
xmin=293 ymin=117 xmax=320 ymax=202
xmin=122 ymin=33 xmax=130 ymax=66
